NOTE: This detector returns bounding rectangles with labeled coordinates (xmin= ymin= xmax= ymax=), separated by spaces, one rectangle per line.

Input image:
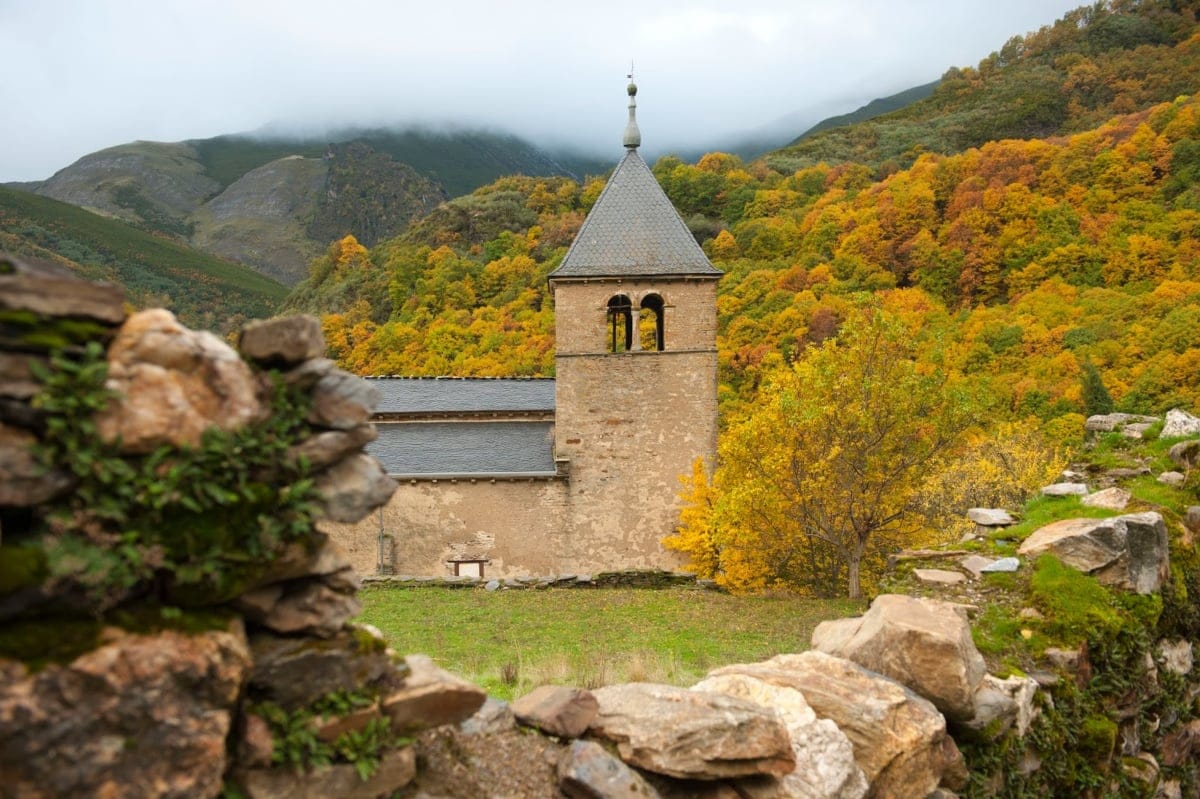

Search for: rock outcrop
xmin=1162 ymin=408 xmax=1200 ymax=438
xmin=1017 ymin=512 xmax=1170 ymax=594
xmin=707 ymin=652 xmax=967 ymax=799
xmin=589 ymin=683 xmax=796 ymax=781
xmin=812 ymin=594 xmax=986 ymax=723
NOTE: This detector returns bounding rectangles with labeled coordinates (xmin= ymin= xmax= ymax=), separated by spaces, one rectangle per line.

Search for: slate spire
xmin=548 ymin=83 xmax=721 ymax=280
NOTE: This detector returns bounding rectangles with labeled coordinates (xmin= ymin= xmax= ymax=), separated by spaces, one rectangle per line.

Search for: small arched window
xmin=639 ymin=293 xmax=665 ymax=351
xmin=606 ymin=294 xmax=633 ymax=353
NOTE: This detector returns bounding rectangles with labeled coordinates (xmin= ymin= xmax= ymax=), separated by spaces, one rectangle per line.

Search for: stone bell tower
xmin=547 ymin=80 xmax=722 ymax=571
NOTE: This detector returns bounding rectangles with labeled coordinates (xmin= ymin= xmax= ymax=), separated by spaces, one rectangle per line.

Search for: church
xmin=324 ymin=83 xmax=723 ymax=578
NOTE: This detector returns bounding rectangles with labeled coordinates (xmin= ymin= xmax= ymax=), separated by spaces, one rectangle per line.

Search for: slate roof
xmin=367 ymin=421 xmax=556 ymax=476
xmin=367 ymin=377 xmax=555 ymax=415
xmin=548 ymin=148 xmax=722 ymax=280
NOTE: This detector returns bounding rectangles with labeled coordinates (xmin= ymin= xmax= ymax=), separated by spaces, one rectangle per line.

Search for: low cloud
xmin=0 ymin=0 xmax=1084 ymax=181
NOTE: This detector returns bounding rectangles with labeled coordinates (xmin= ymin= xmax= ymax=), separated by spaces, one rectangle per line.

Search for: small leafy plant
xmin=27 ymin=340 xmax=321 ymax=610
xmin=249 ymin=692 xmax=407 ymax=782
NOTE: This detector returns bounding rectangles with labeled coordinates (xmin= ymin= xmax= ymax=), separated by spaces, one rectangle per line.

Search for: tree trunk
xmin=847 ymin=556 xmax=861 ymax=599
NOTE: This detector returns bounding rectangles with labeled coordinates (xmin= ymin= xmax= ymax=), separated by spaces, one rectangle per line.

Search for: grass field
xmin=357 ymin=586 xmax=864 ymax=699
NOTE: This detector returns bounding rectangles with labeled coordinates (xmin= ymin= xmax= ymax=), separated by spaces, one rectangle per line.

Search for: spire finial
xmin=623 ymin=66 xmax=641 ymax=149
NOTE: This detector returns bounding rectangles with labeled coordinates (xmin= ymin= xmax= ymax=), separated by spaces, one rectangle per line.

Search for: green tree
xmin=1080 ymin=359 xmax=1115 ymax=416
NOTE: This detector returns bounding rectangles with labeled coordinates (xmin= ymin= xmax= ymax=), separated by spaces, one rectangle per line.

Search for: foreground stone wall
xmin=0 ymin=255 xmax=442 ymax=798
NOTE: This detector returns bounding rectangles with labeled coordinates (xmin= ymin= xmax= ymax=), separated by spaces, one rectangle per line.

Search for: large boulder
xmin=1085 ymin=413 xmax=1158 ymax=433
xmin=314 ymin=453 xmax=397 ymax=524
xmin=707 ymin=652 xmax=966 ymax=799
xmin=0 ymin=620 xmax=250 ymax=799
xmin=588 ymin=682 xmax=795 ymax=781
xmin=558 ymin=739 xmax=662 ymax=799
xmin=1162 ymin=408 xmax=1200 ymax=438
xmin=693 ymin=672 xmax=867 ymax=799
xmin=238 ymin=315 xmax=326 ymax=367
xmin=95 ymin=309 xmax=265 ymax=453
xmin=1169 ymin=439 xmax=1200 ymax=470
xmin=967 ymin=508 xmax=1015 ymax=526
xmin=1081 ymin=487 xmax=1131 ymax=511
xmin=811 ymin=594 xmax=986 ymax=723
xmin=512 ymin=685 xmax=599 ymax=738
xmin=1017 ymin=512 xmax=1169 ymax=594
xmin=382 ymin=654 xmax=487 ymax=734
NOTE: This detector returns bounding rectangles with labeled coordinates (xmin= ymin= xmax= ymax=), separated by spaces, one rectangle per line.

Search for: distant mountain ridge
xmin=789 ymin=81 xmax=940 ymax=144
xmin=20 ymin=127 xmax=608 ymax=285
xmin=0 ymin=184 xmax=285 ymax=332
xmin=767 ymin=2 xmax=1200 ymax=173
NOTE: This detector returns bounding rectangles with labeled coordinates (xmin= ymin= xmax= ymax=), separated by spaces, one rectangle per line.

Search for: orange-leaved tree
xmin=669 ymin=305 xmax=974 ymax=598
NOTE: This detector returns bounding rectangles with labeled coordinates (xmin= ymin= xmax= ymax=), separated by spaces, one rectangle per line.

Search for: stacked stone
xmin=0 ymin=254 xmax=126 ymax=515
xmin=0 ymin=255 xmax=485 ymax=799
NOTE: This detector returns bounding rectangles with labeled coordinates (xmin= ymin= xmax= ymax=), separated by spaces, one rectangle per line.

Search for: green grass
xmin=357 ymin=587 xmax=863 ymax=699
xmin=994 ymin=494 xmax=1120 ymax=544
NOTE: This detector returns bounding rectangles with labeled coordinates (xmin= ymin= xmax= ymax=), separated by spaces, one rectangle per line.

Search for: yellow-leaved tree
xmin=669 ymin=306 xmax=974 ymax=598
xmin=917 ymin=418 xmax=1069 ymax=541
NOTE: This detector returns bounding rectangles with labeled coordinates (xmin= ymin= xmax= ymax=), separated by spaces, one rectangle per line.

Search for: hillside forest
xmin=276 ymin=1 xmax=1200 ymax=596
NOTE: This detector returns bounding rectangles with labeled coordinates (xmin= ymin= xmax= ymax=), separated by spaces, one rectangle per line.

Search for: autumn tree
xmin=671 ymin=307 xmax=973 ymax=598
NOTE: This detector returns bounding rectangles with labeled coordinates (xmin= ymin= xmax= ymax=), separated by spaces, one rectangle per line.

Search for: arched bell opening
xmin=639 ymin=293 xmax=665 ymax=351
xmin=606 ymin=294 xmax=633 ymax=353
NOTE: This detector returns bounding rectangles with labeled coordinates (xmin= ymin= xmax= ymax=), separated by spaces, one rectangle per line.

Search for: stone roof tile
xmin=367 ymin=377 xmax=555 ymax=415
xmin=549 ymin=149 xmax=721 ymax=280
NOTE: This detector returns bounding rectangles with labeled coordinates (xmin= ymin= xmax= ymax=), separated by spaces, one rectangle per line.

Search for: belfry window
xmin=607 ymin=294 xmax=633 ymax=352
xmin=639 ymin=293 xmax=665 ymax=351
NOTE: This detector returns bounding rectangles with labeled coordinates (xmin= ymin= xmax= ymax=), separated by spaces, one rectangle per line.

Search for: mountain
xmin=766 ymin=2 xmax=1200 ymax=174
xmin=0 ymin=184 xmax=286 ymax=332
xmin=24 ymin=127 xmax=605 ymax=286
xmin=789 ymin=81 xmax=940 ymax=143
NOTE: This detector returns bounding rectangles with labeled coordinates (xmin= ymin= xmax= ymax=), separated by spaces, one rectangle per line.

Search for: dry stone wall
xmin=0 ymin=254 xmax=479 ymax=799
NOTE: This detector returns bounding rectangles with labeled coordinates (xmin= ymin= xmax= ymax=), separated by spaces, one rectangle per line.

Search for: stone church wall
xmin=555 ymin=349 xmax=717 ymax=573
xmin=325 ymin=276 xmax=720 ymax=579
xmin=323 ymin=478 xmax=570 ymax=578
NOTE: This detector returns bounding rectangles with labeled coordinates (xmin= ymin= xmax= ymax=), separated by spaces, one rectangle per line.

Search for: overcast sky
xmin=1 ymin=0 xmax=1086 ymax=182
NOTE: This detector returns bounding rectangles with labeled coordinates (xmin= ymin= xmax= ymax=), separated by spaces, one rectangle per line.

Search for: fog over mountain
xmin=1 ymin=0 xmax=1083 ymax=181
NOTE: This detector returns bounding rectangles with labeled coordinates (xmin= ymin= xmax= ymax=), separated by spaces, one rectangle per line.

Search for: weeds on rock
xmin=25 ymin=342 xmax=321 ymax=612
